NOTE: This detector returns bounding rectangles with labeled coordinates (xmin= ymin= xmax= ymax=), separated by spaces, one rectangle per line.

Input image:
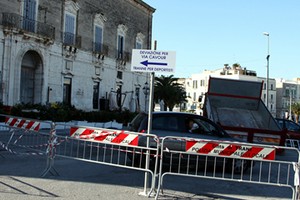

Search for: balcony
xmin=116 ymin=50 xmax=131 ymax=62
xmin=93 ymin=42 xmax=109 ymax=56
xmin=1 ymin=12 xmax=55 ymax=40
xmin=62 ymin=32 xmax=81 ymax=48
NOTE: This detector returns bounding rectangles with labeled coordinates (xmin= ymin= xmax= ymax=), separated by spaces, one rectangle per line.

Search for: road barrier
xmin=155 ymin=136 xmax=300 ymax=200
xmin=1 ymin=114 xmax=300 ymax=199
xmin=0 ymin=115 xmax=55 ymax=176
xmin=51 ymin=125 xmax=160 ymax=197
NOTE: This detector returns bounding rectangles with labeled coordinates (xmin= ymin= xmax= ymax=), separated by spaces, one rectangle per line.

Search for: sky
xmin=142 ymin=0 xmax=300 ymax=80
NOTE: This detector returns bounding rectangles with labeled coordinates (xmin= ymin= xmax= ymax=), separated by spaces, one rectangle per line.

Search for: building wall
xmin=0 ymin=0 xmax=155 ymax=111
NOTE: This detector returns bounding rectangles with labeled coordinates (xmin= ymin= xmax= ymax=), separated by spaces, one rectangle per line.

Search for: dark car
xmin=128 ymin=111 xmax=250 ymax=173
xmin=275 ymin=118 xmax=300 ymax=140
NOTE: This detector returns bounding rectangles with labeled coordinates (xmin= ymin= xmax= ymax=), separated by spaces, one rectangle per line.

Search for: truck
xmin=202 ymin=77 xmax=286 ymax=147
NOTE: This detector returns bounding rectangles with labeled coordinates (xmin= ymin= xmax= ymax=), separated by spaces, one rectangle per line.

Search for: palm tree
xmin=154 ymin=75 xmax=187 ymax=111
xmin=291 ymin=102 xmax=300 ymax=123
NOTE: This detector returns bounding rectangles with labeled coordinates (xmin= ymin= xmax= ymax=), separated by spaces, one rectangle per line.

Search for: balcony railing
xmin=1 ymin=12 xmax=55 ymax=39
xmin=63 ymin=32 xmax=81 ymax=48
xmin=92 ymin=42 xmax=109 ymax=56
xmin=116 ymin=50 xmax=131 ymax=62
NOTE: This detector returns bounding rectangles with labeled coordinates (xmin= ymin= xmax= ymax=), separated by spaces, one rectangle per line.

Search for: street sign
xmin=131 ymin=49 xmax=176 ymax=73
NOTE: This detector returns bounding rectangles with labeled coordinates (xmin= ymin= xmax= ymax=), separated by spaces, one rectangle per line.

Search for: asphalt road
xmin=0 ymin=148 xmax=294 ymax=200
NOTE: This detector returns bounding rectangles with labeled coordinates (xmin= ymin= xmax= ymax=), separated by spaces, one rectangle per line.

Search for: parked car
xmin=128 ymin=111 xmax=250 ymax=173
xmin=275 ymin=118 xmax=300 ymax=140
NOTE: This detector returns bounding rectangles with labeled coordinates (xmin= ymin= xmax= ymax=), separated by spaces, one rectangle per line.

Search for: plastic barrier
xmin=155 ymin=136 xmax=300 ymax=200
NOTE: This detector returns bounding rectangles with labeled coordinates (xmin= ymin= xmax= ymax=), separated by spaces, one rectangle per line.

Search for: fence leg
xmin=41 ymin=123 xmax=59 ymax=177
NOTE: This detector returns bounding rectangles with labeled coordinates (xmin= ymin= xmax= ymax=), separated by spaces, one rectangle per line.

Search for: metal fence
xmin=1 ymin=114 xmax=300 ymax=199
xmin=155 ymin=136 xmax=300 ymax=200
xmin=0 ymin=115 xmax=160 ymax=197
xmin=0 ymin=115 xmax=54 ymax=158
xmin=51 ymin=125 xmax=160 ymax=196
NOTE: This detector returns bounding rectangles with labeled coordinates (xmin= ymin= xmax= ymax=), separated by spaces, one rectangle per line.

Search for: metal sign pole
xmin=141 ymin=41 xmax=157 ymax=197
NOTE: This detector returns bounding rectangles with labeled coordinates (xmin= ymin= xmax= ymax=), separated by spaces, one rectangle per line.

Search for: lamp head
xmin=263 ymin=32 xmax=269 ymax=36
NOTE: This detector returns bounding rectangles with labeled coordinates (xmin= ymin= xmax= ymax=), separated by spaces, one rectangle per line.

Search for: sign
xmin=70 ymin=127 xmax=139 ymax=146
xmin=5 ymin=117 xmax=40 ymax=132
xmin=186 ymin=141 xmax=276 ymax=160
xmin=131 ymin=49 xmax=176 ymax=73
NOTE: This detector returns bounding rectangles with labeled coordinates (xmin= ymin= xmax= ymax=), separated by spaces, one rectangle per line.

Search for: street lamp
xmin=143 ymin=82 xmax=150 ymax=112
xmin=263 ymin=32 xmax=270 ymax=110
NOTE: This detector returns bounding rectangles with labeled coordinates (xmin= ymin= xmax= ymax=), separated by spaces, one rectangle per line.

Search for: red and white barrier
xmin=5 ymin=117 xmax=40 ymax=132
xmin=186 ymin=140 xmax=276 ymax=160
xmin=70 ymin=127 xmax=139 ymax=146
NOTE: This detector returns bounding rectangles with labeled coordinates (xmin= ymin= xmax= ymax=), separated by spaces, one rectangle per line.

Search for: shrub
xmin=4 ymin=102 xmax=137 ymax=124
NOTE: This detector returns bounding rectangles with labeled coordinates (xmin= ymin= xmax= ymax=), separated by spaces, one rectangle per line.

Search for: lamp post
xmin=143 ymin=82 xmax=150 ymax=112
xmin=289 ymin=87 xmax=293 ymax=120
xmin=263 ymin=32 xmax=270 ymax=110
xmin=289 ymin=90 xmax=292 ymax=120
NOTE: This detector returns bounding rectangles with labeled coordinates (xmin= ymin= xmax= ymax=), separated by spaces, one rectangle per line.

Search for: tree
xmin=291 ymin=102 xmax=300 ymax=123
xmin=154 ymin=75 xmax=187 ymax=111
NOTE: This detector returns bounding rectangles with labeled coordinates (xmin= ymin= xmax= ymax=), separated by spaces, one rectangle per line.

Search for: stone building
xmin=0 ymin=0 xmax=155 ymax=112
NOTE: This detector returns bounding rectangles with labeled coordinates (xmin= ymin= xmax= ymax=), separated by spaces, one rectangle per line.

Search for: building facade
xmin=184 ymin=64 xmax=277 ymax=116
xmin=276 ymin=78 xmax=300 ymax=119
xmin=0 ymin=0 xmax=155 ymax=112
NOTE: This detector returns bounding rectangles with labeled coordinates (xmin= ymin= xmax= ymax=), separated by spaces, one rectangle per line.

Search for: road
xmin=0 ymin=128 xmax=297 ymax=200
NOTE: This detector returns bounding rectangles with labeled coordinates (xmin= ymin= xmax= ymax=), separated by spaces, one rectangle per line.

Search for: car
xmin=275 ymin=118 xmax=300 ymax=140
xmin=128 ymin=111 xmax=250 ymax=173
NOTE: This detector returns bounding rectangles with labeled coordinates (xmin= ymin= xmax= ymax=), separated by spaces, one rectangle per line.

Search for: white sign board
xmin=131 ymin=49 xmax=176 ymax=73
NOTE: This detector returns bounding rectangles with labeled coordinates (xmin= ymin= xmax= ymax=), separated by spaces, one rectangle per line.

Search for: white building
xmin=276 ymin=78 xmax=300 ymax=119
xmin=0 ymin=0 xmax=155 ymax=112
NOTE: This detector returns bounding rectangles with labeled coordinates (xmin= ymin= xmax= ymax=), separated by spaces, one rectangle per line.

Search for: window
xmin=136 ymin=41 xmax=142 ymax=49
xmin=23 ymin=0 xmax=37 ymax=32
xmin=93 ymin=82 xmax=100 ymax=109
xmin=193 ymin=80 xmax=198 ymax=89
xmin=63 ymin=77 xmax=72 ymax=104
xmin=117 ymin=24 xmax=128 ymax=59
xmin=285 ymin=89 xmax=290 ymax=97
xmin=153 ymin=116 xmax=179 ymax=131
xmin=117 ymin=35 xmax=124 ymax=59
xmin=135 ymin=87 xmax=140 ymax=109
xmin=270 ymin=84 xmax=273 ymax=90
xmin=63 ymin=1 xmax=79 ymax=45
xmin=117 ymin=71 xmax=123 ymax=79
xmin=200 ymin=80 xmax=205 ymax=87
xmin=64 ymin=14 xmax=76 ymax=45
xmin=136 ymin=32 xmax=144 ymax=49
xmin=94 ymin=25 xmax=103 ymax=52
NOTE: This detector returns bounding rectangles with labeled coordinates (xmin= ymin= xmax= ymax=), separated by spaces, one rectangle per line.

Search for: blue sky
xmin=142 ymin=0 xmax=300 ymax=80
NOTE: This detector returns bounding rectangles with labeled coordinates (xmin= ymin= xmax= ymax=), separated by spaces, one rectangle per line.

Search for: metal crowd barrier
xmin=0 ymin=115 xmax=160 ymax=196
xmin=49 ymin=125 xmax=160 ymax=197
xmin=0 ymin=115 xmax=55 ymax=172
xmin=1 ymin=114 xmax=300 ymax=199
xmin=155 ymin=136 xmax=300 ymax=200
